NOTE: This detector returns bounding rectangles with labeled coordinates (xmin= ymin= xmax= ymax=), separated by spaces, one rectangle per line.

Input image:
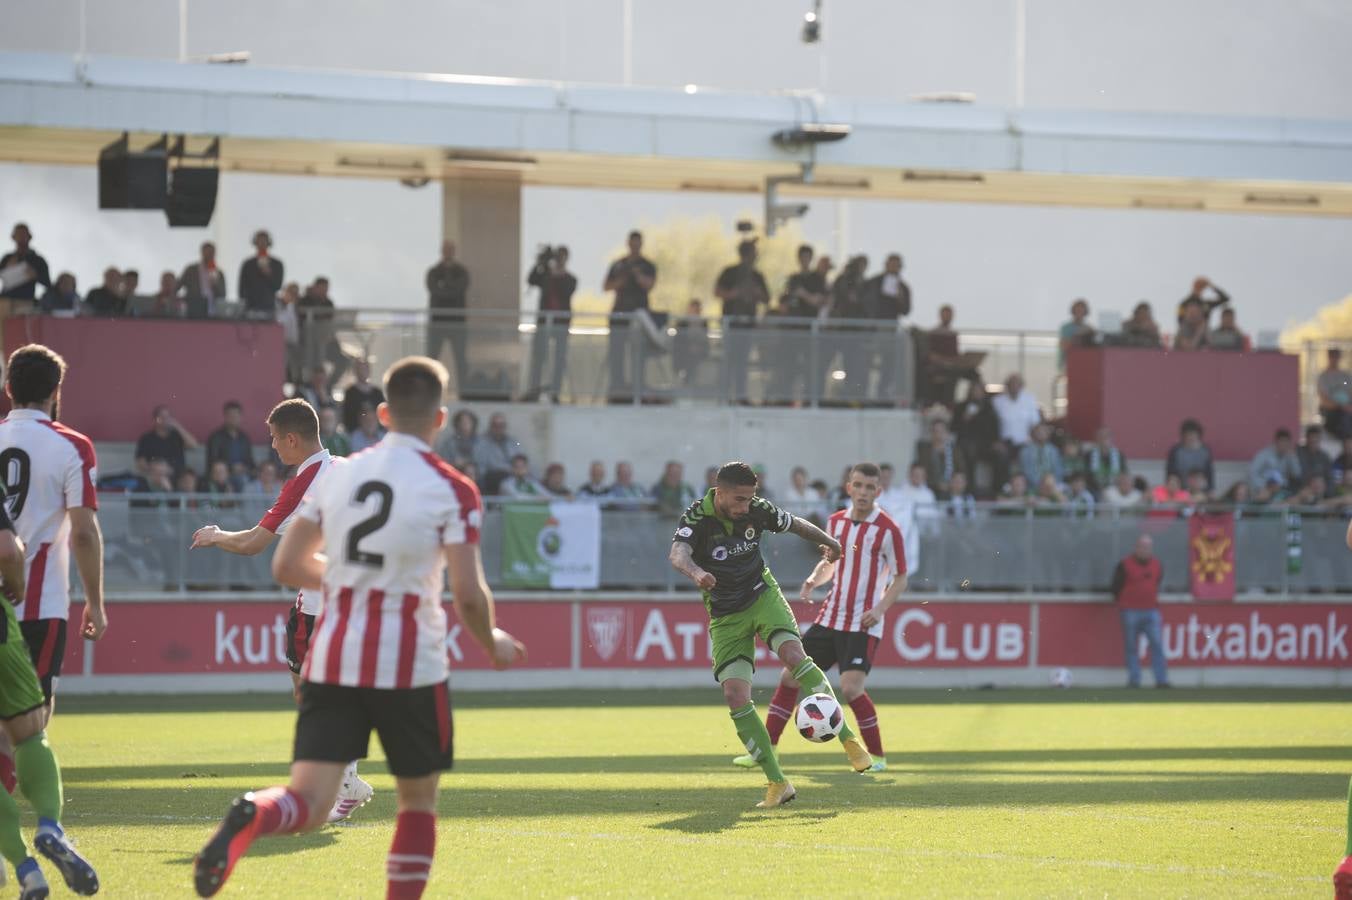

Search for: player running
xmin=190 ymin=398 xmax=372 ymax=823
xmin=0 ymin=344 xmax=106 ymax=792
xmin=669 ymin=461 xmax=872 ymax=810
xmin=733 ymin=462 xmax=906 ymax=772
xmin=194 ymin=356 xmax=525 ymax=899
xmin=0 ymin=471 xmax=99 ymax=898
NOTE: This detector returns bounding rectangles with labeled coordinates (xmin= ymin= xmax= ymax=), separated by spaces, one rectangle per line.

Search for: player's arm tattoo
xmin=668 ymin=541 xmax=705 ymax=582
xmin=789 ymin=515 xmax=842 ymax=561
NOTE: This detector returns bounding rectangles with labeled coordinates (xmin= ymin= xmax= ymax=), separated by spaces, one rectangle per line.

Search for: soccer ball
xmin=795 ymin=693 xmax=844 ymax=743
xmin=1050 ymin=667 xmax=1073 ymax=689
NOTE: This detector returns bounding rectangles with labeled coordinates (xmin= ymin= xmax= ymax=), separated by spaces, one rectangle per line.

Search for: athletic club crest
xmin=586 ymin=608 xmax=625 ymax=661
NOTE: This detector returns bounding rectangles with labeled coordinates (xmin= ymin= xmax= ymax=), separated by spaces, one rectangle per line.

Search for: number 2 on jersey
xmin=345 ymin=480 xmax=394 ymax=567
xmin=0 ymin=448 xmax=31 ymax=519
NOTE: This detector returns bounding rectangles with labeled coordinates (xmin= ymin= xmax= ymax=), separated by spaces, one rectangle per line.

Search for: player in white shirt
xmin=195 ymin=356 xmax=525 ymax=900
xmin=734 ymin=462 xmax=907 ymax=773
xmin=190 ymin=398 xmax=371 ymax=823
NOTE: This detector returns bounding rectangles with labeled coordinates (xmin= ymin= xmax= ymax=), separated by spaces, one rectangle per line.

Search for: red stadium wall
xmin=0 ymin=316 xmax=285 ymax=444
xmin=54 ymin=595 xmax=1352 ymax=691
xmin=1064 ymin=348 xmax=1299 ymax=460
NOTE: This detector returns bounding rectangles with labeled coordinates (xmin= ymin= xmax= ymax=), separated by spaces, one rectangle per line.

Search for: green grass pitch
xmin=29 ymin=687 xmax=1351 ymax=898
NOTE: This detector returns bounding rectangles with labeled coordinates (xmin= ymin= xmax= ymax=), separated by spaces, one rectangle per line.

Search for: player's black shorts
xmin=19 ymin=619 xmax=67 ymax=702
xmin=293 ymin=680 xmax=454 ymax=778
xmin=285 ymin=607 xmax=316 ymax=675
xmin=801 ymin=623 xmax=880 ymax=674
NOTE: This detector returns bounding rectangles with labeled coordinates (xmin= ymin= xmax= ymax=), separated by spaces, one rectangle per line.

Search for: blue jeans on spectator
xmin=1120 ymin=607 xmax=1170 ymax=687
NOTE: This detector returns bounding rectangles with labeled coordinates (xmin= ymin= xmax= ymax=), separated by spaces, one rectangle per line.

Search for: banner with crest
xmin=1189 ymin=512 xmax=1236 ymax=601
xmin=501 ymin=501 xmax=601 ymax=589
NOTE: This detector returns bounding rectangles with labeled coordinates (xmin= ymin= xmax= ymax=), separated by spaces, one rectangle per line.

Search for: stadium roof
xmin=2 ymin=51 xmax=1351 ymax=215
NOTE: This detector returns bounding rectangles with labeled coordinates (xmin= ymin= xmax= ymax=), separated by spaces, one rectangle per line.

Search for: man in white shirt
xmin=875 ymin=462 xmax=936 ymax=575
xmin=781 ymin=465 xmax=825 ymax=520
xmin=992 ymin=373 xmax=1043 ymax=447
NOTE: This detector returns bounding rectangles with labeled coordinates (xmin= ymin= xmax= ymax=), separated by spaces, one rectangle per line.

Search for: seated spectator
xmin=606 ymin=461 xmax=649 ymax=508
xmin=1175 ymin=276 xmax=1230 ymax=325
xmin=1061 ymin=436 xmax=1090 ymax=483
xmin=1120 ymin=301 xmax=1163 ymax=348
xmin=1065 ymin=472 xmax=1095 ymax=514
xmin=341 ymin=358 xmax=385 ymax=435
xmin=1036 ymin=472 xmax=1066 ymax=505
xmin=994 ymin=473 xmax=1036 ymax=513
xmin=175 ymin=468 xmax=201 ymax=497
xmin=206 ymin=401 xmax=256 ymax=475
xmin=297 ymin=366 xmax=335 ymax=412
xmin=542 ymin=463 xmax=572 ymax=498
xmin=1166 ymin=419 xmax=1215 ymax=490
xmin=671 ymin=299 xmax=711 ymax=389
xmin=1222 ymin=480 xmax=1253 ymax=509
xmin=203 ymin=460 xmax=237 ymax=509
xmin=1104 ymin=471 xmax=1144 ymax=507
xmin=1335 ymin=436 xmax=1352 ymax=483
xmin=933 ymin=304 xmax=955 ymax=335
xmin=435 ymin=408 xmax=479 ymax=468
xmin=782 ymin=466 xmax=825 ymax=521
xmin=1173 ymin=298 xmax=1208 ymax=351
xmin=1298 ymin=424 xmax=1334 ymax=494
xmin=751 ymin=464 xmax=773 ymax=500
xmin=501 ymin=454 xmax=548 ymax=499
xmin=180 ymin=241 xmax=226 ymax=318
xmin=916 ymin=419 xmax=966 ymax=498
xmin=348 ymin=403 xmax=386 ymax=453
xmin=1292 ymin=474 xmax=1328 ymax=508
xmin=1318 ymin=349 xmax=1352 ymax=440
xmin=945 ymin=471 xmax=976 ymax=518
xmin=1018 ymin=423 xmax=1064 ymax=487
xmin=1184 ymin=470 xmax=1212 ymax=503
xmin=1328 ymin=470 xmax=1352 ymax=513
xmin=84 ymin=266 xmax=126 ymax=317
xmin=318 ymin=406 xmax=351 ymax=458
xmin=473 ymin=412 xmax=524 ymax=496
xmin=40 ymin=272 xmax=79 ymax=314
xmin=992 ymin=373 xmax=1043 ymax=447
xmin=138 ymin=270 xmax=183 ymax=318
xmin=245 ymin=460 xmax=282 ymax=501
xmin=1248 ymin=428 xmax=1302 ymax=492
xmin=135 ymin=405 xmax=199 ymax=475
xmin=576 ymin=461 xmax=611 ymax=499
xmin=1207 ymin=308 xmax=1247 ymax=351
xmin=1058 ymin=298 xmax=1096 ymax=370
xmin=1086 ymin=427 xmax=1127 ymax=494
xmin=277 ymin=282 xmax=303 ymax=384
xmin=651 ymin=461 xmax=696 ymax=515
xmin=1151 ymin=473 xmax=1190 ymax=506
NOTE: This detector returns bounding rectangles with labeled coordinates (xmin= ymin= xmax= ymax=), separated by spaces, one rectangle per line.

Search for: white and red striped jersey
xmin=0 ymin=409 xmax=98 ymax=621
xmin=817 ymin=506 xmax=907 ymax=637
xmin=258 ymin=447 xmax=332 ymax=615
xmin=297 ymin=432 xmax=482 ymax=689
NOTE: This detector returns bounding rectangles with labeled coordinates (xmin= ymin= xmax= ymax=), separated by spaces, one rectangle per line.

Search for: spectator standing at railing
xmin=576 ymin=461 xmax=610 ymax=500
xmin=820 ymin=255 xmax=871 ymax=402
xmin=1173 ymin=298 xmax=1209 ymax=351
xmin=1318 ymin=349 xmax=1352 ymax=440
xmin=472 ymin=412 xmax=524 ymax=496
xmin=1175 ymin=276 xmax=1229 ymax=326
xmin=180 ymin=241 xmax=226 ymax=319
xmin=782 ymin=245 xmax=829 ymax=319
xmin=606 ymin=460 xmax=649 ymax=509
xmin=1018 ymin=423 xmax=1064 ymax=487
xmin=276 ymin=281 xmax=303 ymax=384
xmin=0 ymin=222 xmax=50 ymax=301
xmin=993 ymin=373 xmax=1042 ymax=448
xmin=426 ymin=239 xmax=471 ymax=393
xmin=434 ymin=409 xmax=480 ymax=469
xmin=135 ymin=404 xmax=199 ymax=476
xmin=523 ymin=245 xmax=578 ymax=402
xmin=1110 ymin=534 xmax=1170 ymax=689
xmin=652 ymin=461 xmax=697 ymax=516
xmin=238 ymin=229 xmax=283 ymax=320
xmin=1298 ymin=424 xmax=1334 ymax=496
xmin=1060 ymin=435 xmax=1090 ymax=485
xmin=1207 ymin=308 xmax=1248 ymax=351
xmin=863 ymin=253 xmax=911 ymax=400
xmin=298 ymin=277 xmax=349 ymax=389
xmin=501 ymin=454 xmax=548 ymax=499
xmin=139 ymin=270 xmax=184 ymax=318
xmin=1120 ymin=301 xmax=1163 ymax=349
xmin=1104 ymin=471 xmax=1144 ymax=507
xmin=1165 ymin=419 xmax=1215 ymax=491
xmin=604 ymin=230 xmax=658 ymax=403
xmin=348 ymin=404 xmax=386 ymax=454
xmin=1058 ymin=299 xmax=1096 ymax=370
xmin=715 ymin=239 xmax=771 ymax=404
xmin=83 ymin=266 xmax=126 ymax=317
xmin=317 ymin=406 xmax=350 ymax=458
xmin=916 ymin=418 xmax=965 ymax=498
xmin=1249 ymin=428 xmax=1302 ymax=493
xmin=1087 ymin=427 xmax=1127 ymax=495
xmin=884 ymin=463 xmax=936 ymax=576
xmin=340 ymin=358 xmax=385 ymax=435
xmin=952 ymin=378 xmax=1002 ymax=497
xmin=39 ymin=272 xmax=79 ymax=314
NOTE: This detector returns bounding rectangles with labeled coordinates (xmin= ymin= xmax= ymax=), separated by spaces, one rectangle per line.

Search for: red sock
xmin=764 ymin=685 xmax=800 ymax=745
xmin=849 ymin=693 xmax=884 ymax=757
xmin=0 ymin=752 xmax=14 ymax=795
xmin=252 ymin=787 xmax=310 ymax=836
xmin=387 ymin=810 xmax=436 ymax=899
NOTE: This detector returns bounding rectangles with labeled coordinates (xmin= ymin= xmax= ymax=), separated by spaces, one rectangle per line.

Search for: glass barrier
xmin=83 ymin=495 xmax=1352 ymax=597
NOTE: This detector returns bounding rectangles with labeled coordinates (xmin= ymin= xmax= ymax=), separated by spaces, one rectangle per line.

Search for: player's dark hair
xmin=850 ymin=462 xmax=881 ymax=479
xmin=267 ymin=398 xmax=319 ymax=442
xmin=715 ymin=461 xmax=758 ymax=488
xmin=5 ymin=343 xmax=66 ymax=406
xmin=384 ymin=355 xmax=447 ymax=427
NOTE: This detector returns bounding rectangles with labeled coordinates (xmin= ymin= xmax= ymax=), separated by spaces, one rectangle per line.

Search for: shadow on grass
xmin=162 ymin=829 xmax=339 ymax=866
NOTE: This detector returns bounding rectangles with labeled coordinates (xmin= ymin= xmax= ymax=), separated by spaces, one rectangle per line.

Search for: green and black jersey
xmin=672 ymin=489 xmax=794 ymax=617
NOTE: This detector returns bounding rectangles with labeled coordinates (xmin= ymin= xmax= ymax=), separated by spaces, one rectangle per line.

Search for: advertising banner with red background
xmin=1189 ymin=513 xmax=1237 ymax=601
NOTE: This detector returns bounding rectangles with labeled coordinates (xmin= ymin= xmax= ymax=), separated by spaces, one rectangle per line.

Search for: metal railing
xmin=86 ymin=494 xmax=1351 ymax=597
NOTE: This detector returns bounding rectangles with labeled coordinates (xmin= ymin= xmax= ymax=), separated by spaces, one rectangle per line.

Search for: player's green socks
xmin=789 ymin=658 xmax=857 ymax=742
xmin=1345 ymin=776 xmax=1352 ymax=855
xmin=730 ymin=703 xmax=785 ymax=782
xmin=14 ymin=733 xmax=62 ymax=822
xmin=0 ymin=788 xmax=29 ymax=868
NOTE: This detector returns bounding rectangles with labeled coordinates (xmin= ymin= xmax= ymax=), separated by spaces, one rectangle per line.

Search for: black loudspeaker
xmin=166 ymin=167 xmax=219 ymax=227
xmin=98 ymin=136 xmax=167 ymax=209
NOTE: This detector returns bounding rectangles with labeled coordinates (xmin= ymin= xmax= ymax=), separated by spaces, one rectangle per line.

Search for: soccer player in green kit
xmin=668 ymin=461 xmax=872 ymax=809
